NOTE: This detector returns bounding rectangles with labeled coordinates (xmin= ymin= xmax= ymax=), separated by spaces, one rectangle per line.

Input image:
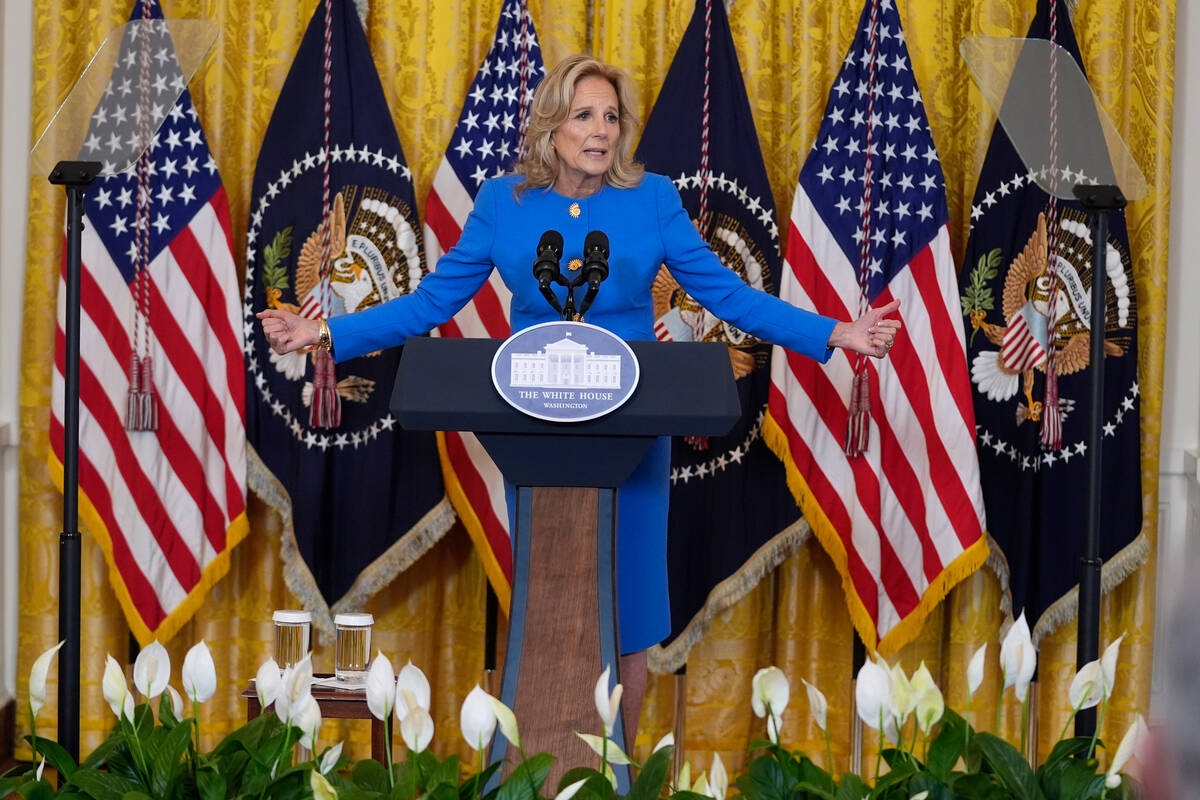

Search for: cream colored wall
xmin=1152 ymin=0 xmax=1200 ymax=715
xmin=0 ymin=0 xmax=1195 ymax=713
xmin=0 ymin=0 xmax=34 ymax=706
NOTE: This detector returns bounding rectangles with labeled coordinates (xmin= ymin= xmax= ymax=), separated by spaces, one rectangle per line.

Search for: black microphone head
xmin=583 ymin=229 xmax=609 ymax=258
xmin=538 ymin=229 xmax=564 ymax=258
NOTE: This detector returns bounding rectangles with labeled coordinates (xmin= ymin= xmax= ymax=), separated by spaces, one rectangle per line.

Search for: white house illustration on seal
xmin=509 ymin=334 xmax=622 ymax=389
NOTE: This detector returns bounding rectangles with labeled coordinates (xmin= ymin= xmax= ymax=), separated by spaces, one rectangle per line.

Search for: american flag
xmin=763 ymin=0 xmax=986 ymax=653
xmin=49 ymin=1 xmax=247 ymax=645
xmin=422 ymin=0 xmax=545 ymax=610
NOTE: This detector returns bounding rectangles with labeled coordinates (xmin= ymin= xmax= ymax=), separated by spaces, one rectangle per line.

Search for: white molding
xmin=0 ymin=0 xmax=32 ymax=706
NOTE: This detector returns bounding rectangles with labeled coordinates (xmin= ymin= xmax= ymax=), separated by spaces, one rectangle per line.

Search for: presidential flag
xmin=763 ymin=0 xmax=987 ymax=654
xmin=422 ymin=0 xmax=545 ymax=611
xmin=959 ymin=0 xmax=1143 ymax=639
xmin=49 ymin=0 xmax=247 ymax=644
xmin=633 ymin=0 xmax=806 ymax=667
xmin=242 ymin=0 xmax=452 ymax=624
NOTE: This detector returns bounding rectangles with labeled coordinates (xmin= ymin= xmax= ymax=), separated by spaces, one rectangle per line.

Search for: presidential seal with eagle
xmin=962 ymin=203 xmax=1135 ymax=428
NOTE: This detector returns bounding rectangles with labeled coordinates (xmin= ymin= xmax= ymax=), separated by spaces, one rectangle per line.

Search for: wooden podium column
xmin=490 ymin=485 xmax=628 ymax=790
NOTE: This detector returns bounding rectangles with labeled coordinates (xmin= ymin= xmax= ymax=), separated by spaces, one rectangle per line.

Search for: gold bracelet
xmin=317 ymin=318 xmax=332 ymax=352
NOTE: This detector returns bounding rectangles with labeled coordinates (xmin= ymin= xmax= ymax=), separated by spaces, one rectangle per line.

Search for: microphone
xmin=581 ymin=230 xmax=610 ymax=290
xmin=531 ymin=230 xmax=564 ymax=314
xmin=532 ymin=229 xmax=564 ymax=288
xmin=577 ymin=230 xmax=609 ymax=318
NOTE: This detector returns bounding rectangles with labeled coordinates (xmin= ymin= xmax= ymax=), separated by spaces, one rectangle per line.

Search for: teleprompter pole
xmin=1071 ymin=183 xmax=1126 ymax=738
xmin=49 ymin=160 xmax=101 ymax=762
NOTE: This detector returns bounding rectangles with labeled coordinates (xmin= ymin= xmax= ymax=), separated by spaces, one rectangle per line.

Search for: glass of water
xmin=334 ymin=612 xmax=373 ymax=682
xmin=272 ymin=609 xmax=312 ymax=670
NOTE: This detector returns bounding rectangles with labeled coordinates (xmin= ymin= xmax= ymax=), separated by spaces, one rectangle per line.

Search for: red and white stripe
xmin=1001 ymin=311 xmax=1048 ymax=373
xmin=423 ymin=159 xmax=514 ymax=590
xmin=49 ymin=190 xmax=247 ymax=641
xmin=767 ymin=186 xmax=986 ymax=646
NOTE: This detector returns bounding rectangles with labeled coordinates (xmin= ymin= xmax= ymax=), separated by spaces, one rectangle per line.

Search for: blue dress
xmin=329 ymin=172 xmax=836 ymax=652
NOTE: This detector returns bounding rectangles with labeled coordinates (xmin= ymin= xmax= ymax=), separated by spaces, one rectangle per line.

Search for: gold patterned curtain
xmin=18 ymin=0 xmax=1173 ymax=777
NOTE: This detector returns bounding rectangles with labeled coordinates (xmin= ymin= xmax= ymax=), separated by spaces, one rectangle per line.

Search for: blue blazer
xmin=330 ymin=172 xmax=836 ymax=652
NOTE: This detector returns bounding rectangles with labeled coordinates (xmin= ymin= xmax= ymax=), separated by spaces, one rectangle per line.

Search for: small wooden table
xmin=242 ymin=677 xmax=386 ymax=762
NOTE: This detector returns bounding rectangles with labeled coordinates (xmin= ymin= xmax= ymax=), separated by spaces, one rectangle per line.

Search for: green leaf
xmin=834 ymin=771 xmax=870 ymax=800
xmin=496 ymin=753 xmax=556 ymax=800
xmin=120 ymin=791 xmax=153 ymax=800
xmin=871 ymin=757 xmax=917 ymax=796
xmin=555 ymin=766 xmax=608 ymax=797
xmin=16 ymin=779 xmax=58 ymax=800
xmin=626 ymin=744 xmax=671 ymax=800
xmin=949 ymin=772 xmax=1008 ymax=800
xmin=734 ymin=752 xmax=790 ymax=800
xmin=796 ymin=756 xmax=836 ymax=799
xmin=68 ymin=767 xmax=141 ymax=800
xmin=195 ymin=766 xmax=226 ymax=800
xmin=458 ymin=763 xmax=503 ymax=800
xmin=131 ymin=704 xmax=155 ymax=739
xmin=928 ymin=709 xmax=971 ymax=781
xmin=157 ymin=695 xmax=179 ymax=729
xmin=80 ymin=732 xmax=123 ymax=771
xmin=973 ymin=732 xmax=1044 ymax=800
xmin=145 ymin=714 xmax=193 ymax=797
xmin=24 ymin=734 xmax=79 ymax=779
xmin=352 ymin=758 xmax=391 ymax=794
xmin=429 ymin=754 xmax=462 ymax=790
xmin=1054 ymin=759 xmax=1104 ymax=800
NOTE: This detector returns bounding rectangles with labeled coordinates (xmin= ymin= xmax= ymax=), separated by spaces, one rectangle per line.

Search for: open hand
xmin=257 ymin=309 xmax=320 ymax=355
xmin=829 ymin=298 xmax=902 ymax=358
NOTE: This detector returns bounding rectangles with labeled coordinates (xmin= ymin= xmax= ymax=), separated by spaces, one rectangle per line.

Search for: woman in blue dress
xmin=260 ymin=53 xmax=901 ymax=725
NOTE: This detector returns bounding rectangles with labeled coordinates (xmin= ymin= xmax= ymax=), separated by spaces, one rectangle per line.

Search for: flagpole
xmin=1072 ymin=183 xmax=1125 ymax=738
xmin=49 ymin=159 xmax=101 ymax=763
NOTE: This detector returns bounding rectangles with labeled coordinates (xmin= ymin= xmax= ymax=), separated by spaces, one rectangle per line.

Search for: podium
xmin=391 ymin=336 xmax=740 ymax=786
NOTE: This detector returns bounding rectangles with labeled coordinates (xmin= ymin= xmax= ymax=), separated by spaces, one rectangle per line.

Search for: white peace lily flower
xmin=554 ymin=778 xmax=589 ymax=800
xmin=29 ymin=641 xmax=65 ymax=719
xmin=750 ymin=666 xmax=790 ymax=719
xmin=678 ymin=760 xmax=693 ymax=792
xmin=365 ymin=652 xmax=396 ymax=721
xmin=487 ymin=694 xmax=521 ymax=749
xmin=400 ymin=706 xmax=434 ymax=752
xmin=1014 ymin=640 xmax=1037 ymax=702
xmin=966 ymin=643 xmax=987 ymax=698
xmin=102 ymin=654 xmax=134 ymax=721
xmin=132 ymin=640 xmax=170 ymax=700
xmin=911 ymin=663 xmax=945 ymax=734
xmin=709 ymin=752 xmax=728 ymax=800
xmin=855 ymin=658 xmax=892 ymax=731
xmin=1105 ymin=714 xmax=1148 ymax=789
xmin=460 ymin=685 xmax=498 ymax=751
xmin=35 ymin=756 xmax=46 ymax=782
xmin=1000 ymin=613 xmax=1035 ymax=698
xmin=310 ymin=766 xmax=338 ymax=800
xmin=181 ymin=641 xmax=217 ymax=704
xmin=165 ymin=685 xmax=184 ymax=719
xmin=910 ymin=792 xmax=930 ymax=800
xmin=1068 ymin=661 xmax=1105 ymax=711
xmin=1101 ymin=634 xmax=1124 ymax=699
xmin=889 ymin=663 xmax=917 ymax=724
xmin=395 ymin=661 xmax=431 ymax=717
xmin=277 ymin=653 xmax=314 ymax=723
xmin=319 ymin=741 xmax=344 ymax=775
xmin=801 ymin=678 xmax=828 ymax=732
xmin=692 ymin=775 xmax=712 ymax=799
xmin=293 ymin=693 xmax=322 ymax=750
xmin=255 ymin=658 xmax=283 ymax=711
xmin=653 ymin=731 xmax=675 ymax=753
xmin=594 ymin=666 xmax=624 ymax=737
xmin=576 ymin=732 xmax=633 ymax=765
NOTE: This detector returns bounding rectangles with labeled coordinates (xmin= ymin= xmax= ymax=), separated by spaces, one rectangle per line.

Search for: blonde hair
xmin=514 ymin=54 xmax=644 ymax=193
